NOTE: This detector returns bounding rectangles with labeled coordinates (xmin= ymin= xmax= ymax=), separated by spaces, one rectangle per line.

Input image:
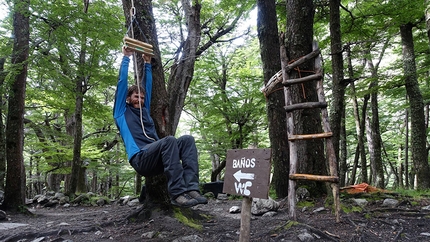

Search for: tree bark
xmin=0 ymin=57 xmax=6 ymax=190
xmin=329 ymin=0 xmax=346 ymax=186
xmin=3 ymin=0 xmax=30 ymax=211
xmin=121 ymin=0 xmax=170 ymax=206
xmin=366 ymin=52 xmax=384 ymax=188
xmin=345 ymin=44 xmax=368 ymax=185
xmin=166 ymin=0 xmax=202 ymax=135
xmin=285 ymin=0 xmax=327 ymax=196
xmin=256 ymin=0 xmax=289 ymax=198
xmin=400 ymin=23 xmax=430 ymax=189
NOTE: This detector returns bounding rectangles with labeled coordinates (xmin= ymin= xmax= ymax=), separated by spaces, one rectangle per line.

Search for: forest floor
xmin=1 ymin=192 xmax=430 ymax=242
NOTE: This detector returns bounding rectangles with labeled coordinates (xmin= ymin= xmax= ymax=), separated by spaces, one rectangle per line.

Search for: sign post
xmin=223 ymin=148 xmax=272 ymax=242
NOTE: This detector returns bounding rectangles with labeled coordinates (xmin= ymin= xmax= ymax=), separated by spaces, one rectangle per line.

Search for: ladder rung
xmin=282 ymin=73 xmax=322 ymax=86
xmin=284 ymin=102 xmax=327 ymax=112
xmin=290 ymin=173 xmax=339 ymax=183
xmin=288 ymin=132 xmax=332 ymax=141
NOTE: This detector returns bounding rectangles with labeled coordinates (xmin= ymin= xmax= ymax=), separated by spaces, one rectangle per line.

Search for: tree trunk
xmin=0 ymin=57 xmax=6 ymax=190
xmin=361 ymin=48 xmax=384 ymax=188
xmin=2 ymin=0 xmax=30 ymax=210
xmin=404 ymin=107 xmax=410 ymax=188
xmin=121 ymin=0 xmax=171 ymax=207
xmin=346 ymin=45 xmax=368 ymax=185
xmin=166 ymin=0 xmax=202 ymax=135
xmin=285 ymin=0 xmax=327 ymax=196
xmin=66 ymin=2 xmax=91 ymax=195
xmin=257 ymin=0 xmax=289 ymax=199
xmin=400 ymin=23 xmax=430 ymax=189
xmin=329 ymin=0 xmax=346 ymax=186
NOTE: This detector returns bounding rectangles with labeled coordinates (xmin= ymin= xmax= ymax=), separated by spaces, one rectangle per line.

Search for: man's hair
xmin=127 ymin=85 xmax=145 ymax=98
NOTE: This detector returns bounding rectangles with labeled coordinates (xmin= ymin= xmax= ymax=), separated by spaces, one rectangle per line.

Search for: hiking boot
xmin=171 ymin=193 xmax=199 ymax=208
xmin=187 ymin=190 xmax=208 ymax=204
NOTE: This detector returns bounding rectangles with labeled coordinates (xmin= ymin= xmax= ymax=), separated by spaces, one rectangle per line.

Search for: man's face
xmin=128 ymin=91 xmax=144 ymax=108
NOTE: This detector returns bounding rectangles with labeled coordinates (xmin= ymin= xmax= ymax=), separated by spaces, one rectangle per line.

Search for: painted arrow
xmin=233 ymin=170 xmax=255 ymax=182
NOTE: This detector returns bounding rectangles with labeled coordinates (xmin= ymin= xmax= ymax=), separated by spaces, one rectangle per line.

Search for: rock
xmin=351 ymin=198 xmax=368 ymax=207
xmin=421 ymin=205 xmax=430 ymax=211
xmin=172 ymin=234 xmax=203 ymax=242
xmin=217 ymin=193 xmax=228 ymax=200
xmin=0 ymin=190 xmax=3 ymax=205
xmin=382 ymin=198 xmax=399 ymax=207
xmin=37 ymin=195 xmax=49 ymax=205
xmin=73 ymin=194 xmax=90 ymax=204
xmin=296 ymin=187 xmax=310 ymax=201
xmin=251 ymin=198 xmax=279 ymax=216
xmin=229 ymin=206 xmax=241 ymax=213
xmin=142 ymin=231 xmax=157 ymax=239
xmin=0 ymin=210 xmax=6 ymax=220
xmin=262 ymin=211 xmax=277 ymax=217
xmin=127 ymin=198 xmax=140 ymax=206
xmin=297 ymin=230 xmax=314 ymax=241
xmin=312 ymin=207 xmax=325 ymax=213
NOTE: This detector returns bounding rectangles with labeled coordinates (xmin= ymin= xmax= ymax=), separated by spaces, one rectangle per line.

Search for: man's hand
xmin=142 ymin=54 xmax=151 ymax=63
xmin=122 ymin=46 xmax=133 ymax=57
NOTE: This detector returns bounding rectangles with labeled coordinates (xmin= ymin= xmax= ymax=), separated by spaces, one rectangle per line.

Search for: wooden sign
xmin=223 ymin=148 xmax=271 ymax=199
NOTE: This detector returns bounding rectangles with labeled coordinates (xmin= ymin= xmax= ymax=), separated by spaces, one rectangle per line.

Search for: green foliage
xmin=296 ymin=200 xmax=315 ymax=209
xmin=341 ymin=204 xmax=363 ymax=213
xmin=2 ymin=0 xmax=430 ymax=201
xmin=183 ymin=37 xmax=269 ymax=182
xmin=283 ymin=220 xmax=300 ymax=230
xmin=393 ymin=188 xmax=430 ymax=199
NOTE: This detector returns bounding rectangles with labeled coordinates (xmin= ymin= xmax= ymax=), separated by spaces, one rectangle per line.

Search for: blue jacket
xmin=113 ymin=56 xmax=159 ymax=160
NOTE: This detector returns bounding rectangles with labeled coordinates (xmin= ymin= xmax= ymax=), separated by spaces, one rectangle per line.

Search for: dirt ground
xmin=1 ymin=194 xmax=430 ymax=242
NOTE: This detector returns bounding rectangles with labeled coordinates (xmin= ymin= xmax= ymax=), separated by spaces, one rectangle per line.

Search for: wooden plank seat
xmin=123 ymin=36 xmax=154 ymax=56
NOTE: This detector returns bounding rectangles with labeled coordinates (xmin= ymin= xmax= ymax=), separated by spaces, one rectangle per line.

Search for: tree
xmin=400 ymin=22 xmax=430 ymax=189
xmin=121 ymin=0 xmax=255 ymax=207
xmin=285 ymin=0 xmax=327 ymax=195
xmin=256 ymin=0 xmax=289 ymax=198
xmin=0 ymin=57 xmax=6 ymax=190
xmin=186 ymin=40 xmax=268 ymax=182
xmin=2 ymin=0 xmax=30 ymax=211
xmin=328 ymin=0 xmax=346 ymax=186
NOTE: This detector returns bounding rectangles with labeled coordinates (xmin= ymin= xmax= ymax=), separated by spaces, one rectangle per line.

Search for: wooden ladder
xmin=264 ymin=41 xmax=340 ymax=222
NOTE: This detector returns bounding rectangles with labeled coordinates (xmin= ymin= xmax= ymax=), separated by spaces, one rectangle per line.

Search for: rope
xmin=126 ymin=0 xmax=155 ymax=142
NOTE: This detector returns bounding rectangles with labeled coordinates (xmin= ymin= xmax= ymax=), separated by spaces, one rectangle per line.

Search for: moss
xmin=173 ymin=207 xmax=203 ymax=230
xmin=341 ymin=204 xmax=362 ymax=213
xmin=296 ymin=200 xmax=315 ymax=208
xmin=283 ymin=220 xmax=300 ymax=230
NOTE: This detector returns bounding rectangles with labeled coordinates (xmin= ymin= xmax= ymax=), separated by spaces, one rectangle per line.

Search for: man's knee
xmin=179 ymin=135 xmax=195 ymax=144
xmin=163 ymin=136 xmax=177 ymax=145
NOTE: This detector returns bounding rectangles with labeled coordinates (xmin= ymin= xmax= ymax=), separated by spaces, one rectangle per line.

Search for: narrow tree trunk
xmin=0 ymin=57 xmax=6 ymax=190
xmin=329 ymin=0 xmax=346 ymax=185
xmin=404 ymin=107 xmax=410 ymax=188
xmin=366 ymin=52 xmax=384 ymax=188
xmin=346 ymin=45 xmax=368 ymax=185
xmin=257 ymin=0 xmax=289 ymax=198
xmin=3 ymin=0 xmax=30 ymax=210
xmin=400 ymin=23 xmax=430 ymax=189
xmin=67 ymin=1 xmax=90 ymax=195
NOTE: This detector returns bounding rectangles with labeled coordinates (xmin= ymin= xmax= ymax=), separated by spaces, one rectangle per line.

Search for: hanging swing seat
xmin=123 ymin=36 xmax=153 ymax=56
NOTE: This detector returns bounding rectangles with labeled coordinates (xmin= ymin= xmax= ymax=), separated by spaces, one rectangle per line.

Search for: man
xmin=113 ymin=46 xmax=207 ymax=207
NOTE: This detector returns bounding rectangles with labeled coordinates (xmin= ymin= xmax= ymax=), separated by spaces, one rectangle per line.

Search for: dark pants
xmin=129 ymin=135 xmax=200 ymax=199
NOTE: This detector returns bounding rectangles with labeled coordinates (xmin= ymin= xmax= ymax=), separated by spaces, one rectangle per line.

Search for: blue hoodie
xmin=113 ymin=56 xmax=159 ymax=160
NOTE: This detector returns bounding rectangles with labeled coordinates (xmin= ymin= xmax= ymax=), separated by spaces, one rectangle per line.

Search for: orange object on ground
xmin=340 ymin=183 xmax=391 ymax=194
